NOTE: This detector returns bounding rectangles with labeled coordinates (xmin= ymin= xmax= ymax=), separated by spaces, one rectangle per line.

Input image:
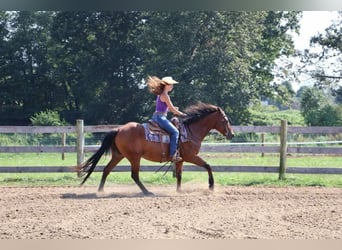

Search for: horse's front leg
xmin=187 ymin=155 xmax=214 ymax=190
xmin=174 ymin=162 xmax=184 ymax=192
xmin=204 ymin=163 xmax=214 ymax=190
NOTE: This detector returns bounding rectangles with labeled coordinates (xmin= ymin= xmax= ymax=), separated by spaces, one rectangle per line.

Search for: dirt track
xmin=0 ymin=184 xmax=341 ymax=239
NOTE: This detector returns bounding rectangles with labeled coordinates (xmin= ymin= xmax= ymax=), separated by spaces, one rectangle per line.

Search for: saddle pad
xmin=142 ymin=123 xmax=189 ymax=143
xmin=142 ymin=123 xmax=170 ymax=143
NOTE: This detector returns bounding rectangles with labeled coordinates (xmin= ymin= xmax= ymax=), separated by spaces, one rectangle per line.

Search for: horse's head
xmin=214 ymin=107 xmax=234 ymax=140
xmin=182 ymin=102 xmax=234 ymax=140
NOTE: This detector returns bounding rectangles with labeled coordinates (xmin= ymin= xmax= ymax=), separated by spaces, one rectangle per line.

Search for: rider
xmin=147 ymin=76 xmax=187 ymax=162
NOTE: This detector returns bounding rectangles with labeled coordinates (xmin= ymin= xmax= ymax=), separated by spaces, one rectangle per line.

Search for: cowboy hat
xmin=161 ymin=76 xmax=179 ymax=85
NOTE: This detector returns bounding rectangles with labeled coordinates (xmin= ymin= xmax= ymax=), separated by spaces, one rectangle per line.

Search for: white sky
xmin=280 ymin=11 xmax=341 ymax=91
xmin=293 ymin=11 xmax=339 ymax=51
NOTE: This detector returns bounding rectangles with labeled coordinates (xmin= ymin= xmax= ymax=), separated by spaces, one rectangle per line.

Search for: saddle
xmin=147 ymin=120 xmax=169 ymax=135
xmin=143 ymin=117 xmax=182 ymax=162
xmin=147 ymin=117 xmax=180 ymax=133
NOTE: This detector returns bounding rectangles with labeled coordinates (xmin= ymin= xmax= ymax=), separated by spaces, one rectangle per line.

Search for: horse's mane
xmin=182 ymin=102 xmax=218 ymax=125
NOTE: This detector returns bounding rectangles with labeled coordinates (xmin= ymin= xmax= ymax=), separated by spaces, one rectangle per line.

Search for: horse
xmin=76 ymin=102 xmax=234 ymax=195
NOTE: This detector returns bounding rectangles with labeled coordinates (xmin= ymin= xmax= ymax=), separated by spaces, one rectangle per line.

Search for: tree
xmin=303 ymin=12 xmax=341 ymax=90
xmin=0 ymin=11 xmax=12 ymax=124
xmin=332 ymin=86 xmax=342 ymax=104
xmin=50 ymin=11 xmax=146 ymax=124
xmin=0 ymin=11 xmax=302 ymax=126
xmin=300 ymin=87 xmax=326 ymax=114
xmin=30 ymin=110 xmax=67 ymax=126
xmin=139 ymin=11 xmax=301 ymax=124
xmin=267 ymin=81 xmax=296 ymax=109
xmin=0 ymin=11 xmax=55 ymax=124
xmin=300 ymin=87 xmax=341 ymax=126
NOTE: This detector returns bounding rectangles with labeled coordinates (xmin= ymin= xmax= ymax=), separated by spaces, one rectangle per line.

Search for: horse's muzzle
xmin=226 ymin=132 xmax=234 ymax=140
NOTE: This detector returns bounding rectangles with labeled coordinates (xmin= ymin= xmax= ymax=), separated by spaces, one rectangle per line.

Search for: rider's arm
xmin=160 ymin=93 xmax=186 ymax=116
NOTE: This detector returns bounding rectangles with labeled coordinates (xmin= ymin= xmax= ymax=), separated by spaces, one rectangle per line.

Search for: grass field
xmin=0 ymin=152 xmax=341 ymax=188
xmin=0 ymin=152 xmax=341 ymax=167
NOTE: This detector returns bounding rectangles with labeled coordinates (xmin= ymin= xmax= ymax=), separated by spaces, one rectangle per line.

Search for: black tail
xmin=77 ymin=130 xmax=118 ymax=186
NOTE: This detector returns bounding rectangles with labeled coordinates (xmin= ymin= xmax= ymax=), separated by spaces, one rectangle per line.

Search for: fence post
xmin=261 ymin=133 xmax=265 ymax=157
xmin=61 ymin=133 xmax=66 ymax=160
xmin=279 ymin=119 xmax=288 ymax=180
xmin=76 ymin=119 xmax=84 ymax=165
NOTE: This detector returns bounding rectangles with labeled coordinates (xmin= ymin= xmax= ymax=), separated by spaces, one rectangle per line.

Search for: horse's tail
xmin=76 ymin=130 xmax=118 ymax=186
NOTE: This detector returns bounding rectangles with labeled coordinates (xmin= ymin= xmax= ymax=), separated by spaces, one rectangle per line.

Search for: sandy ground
xmin=0 ymin=184 xmax=341 ymax=239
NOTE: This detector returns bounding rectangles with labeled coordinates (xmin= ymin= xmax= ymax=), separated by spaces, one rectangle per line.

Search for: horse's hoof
xmin=209 ymin=185 xmax=214 ymax=191
xmin=144 ymin=191 xmax=154 ymax=196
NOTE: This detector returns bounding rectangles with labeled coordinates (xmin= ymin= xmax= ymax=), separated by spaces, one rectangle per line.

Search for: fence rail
xmin=1 ymin=124 xmax=341 ymax=134
xmin=0 ymin=120 xmax=341 ymax=177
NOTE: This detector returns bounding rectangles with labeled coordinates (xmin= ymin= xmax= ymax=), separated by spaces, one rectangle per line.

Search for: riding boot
xmin=171 ymin=153 xmax=182 ymax=162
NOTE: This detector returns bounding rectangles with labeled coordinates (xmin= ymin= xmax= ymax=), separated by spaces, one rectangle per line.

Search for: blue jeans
xmin=152 ymin=113 xmax=179 ymax=157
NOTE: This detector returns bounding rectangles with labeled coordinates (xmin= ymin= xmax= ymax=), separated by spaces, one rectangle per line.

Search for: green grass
xmin=0 ymin=152 xmax=341 ymax=167
xmin=0 ymin=152 xmax=341 ymax=188
xmin=0 ymin=172 xmax=341 ymax=188
xmin=0 ymin=153 xmax=83 ymax=166
xmin=199 ymin=152 xmax=342 ymax=167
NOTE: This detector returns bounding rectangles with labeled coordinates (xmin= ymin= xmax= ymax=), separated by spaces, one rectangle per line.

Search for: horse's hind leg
xmin=130 ymin=158 xmax=153 ymax=196
xmin=98 ymin=152 xmax=123 ymax=192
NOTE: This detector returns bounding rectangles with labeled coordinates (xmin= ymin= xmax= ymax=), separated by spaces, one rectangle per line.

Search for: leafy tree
xmin=304 ymin=12 xmax=341 ymax=90
xmin=0 ymin=11 xmax=302 ymax=126
xmin=267 ymin=81 xmax=296 ymax=109
xmin=304 ymin=104 xmax=342 ymax=126
xmin=139 ymin=11 xmax=301 ymax=124
xmin=332 ymin=86 xmax=342 ymax=104
xmin=0 ymin=11 xmax=55 ymax=125
xmin=300 ymin=87 xmax=341 ymax=126
xmin=249 ymin=102 xmax=305 ymax=126
xmin=50 ymin=11 xmax=146 ymax=124
xmin=0 ymin=11 xmax=12 ymax=123
xmin=30 ymin=110 xmax=67 ymax=126
xmin=300 ymin=87 xmax=327 ymax=114
xmin=296 ymin=86 xmax=309 ymax=98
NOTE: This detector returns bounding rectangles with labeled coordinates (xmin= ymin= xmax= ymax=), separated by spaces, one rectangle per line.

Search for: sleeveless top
xmin=155 ymin=95 xmax=168 ymax=113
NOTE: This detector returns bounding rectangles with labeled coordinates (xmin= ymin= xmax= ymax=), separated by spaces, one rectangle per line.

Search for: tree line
xmin=0 ymin=11 xmax=340 ymax=126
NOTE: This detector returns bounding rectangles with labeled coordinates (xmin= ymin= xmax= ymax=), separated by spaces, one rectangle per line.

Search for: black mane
xmin=182 ymin=102 xmax=218 ymax=125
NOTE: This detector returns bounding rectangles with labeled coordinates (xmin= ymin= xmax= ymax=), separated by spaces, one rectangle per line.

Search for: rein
xmin=155 ymin=161 xmax=174 ymax=176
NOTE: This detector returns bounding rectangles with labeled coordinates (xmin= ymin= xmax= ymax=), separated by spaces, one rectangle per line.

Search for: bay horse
xmin=76 ymin=102 xmax=234 ymax=195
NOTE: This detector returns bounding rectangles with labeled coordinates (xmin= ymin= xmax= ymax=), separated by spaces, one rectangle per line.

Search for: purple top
xmin=155 ymin=95 xmax=168 ymax=113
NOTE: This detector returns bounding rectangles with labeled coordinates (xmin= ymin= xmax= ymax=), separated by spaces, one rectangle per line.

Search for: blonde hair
xmin=146 ymin=75 xmax=165 ymax=95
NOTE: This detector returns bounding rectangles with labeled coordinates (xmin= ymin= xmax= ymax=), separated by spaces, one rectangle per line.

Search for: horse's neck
xmin=187 ymin=113 xmax=217 ymax=143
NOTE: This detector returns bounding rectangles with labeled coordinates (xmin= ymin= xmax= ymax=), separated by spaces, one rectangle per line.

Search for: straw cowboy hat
xmin=162 ymin=76 xmax=179 ymax=85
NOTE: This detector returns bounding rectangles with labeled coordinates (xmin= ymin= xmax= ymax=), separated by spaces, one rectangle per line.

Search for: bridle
xmin=218 ymin=108 xmax=234 ymax=139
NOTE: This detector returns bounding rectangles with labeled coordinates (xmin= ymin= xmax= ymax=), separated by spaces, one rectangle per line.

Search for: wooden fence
xmin=0 ymin=120 xmax=341 ymax=178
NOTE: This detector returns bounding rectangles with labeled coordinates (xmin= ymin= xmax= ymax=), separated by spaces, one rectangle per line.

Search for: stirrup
xmin=171 ymin=155 xmax=182 ymax=163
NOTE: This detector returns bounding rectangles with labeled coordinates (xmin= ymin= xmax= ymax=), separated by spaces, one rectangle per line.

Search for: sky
xmin=293 ymin=11 xmax=339 ymax=51
xmin=283 ymin=11 xmax=340 ymax=91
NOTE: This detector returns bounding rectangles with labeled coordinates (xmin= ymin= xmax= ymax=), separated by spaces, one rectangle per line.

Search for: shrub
xmin=30 ymin=110 xmax=67 ymax=126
